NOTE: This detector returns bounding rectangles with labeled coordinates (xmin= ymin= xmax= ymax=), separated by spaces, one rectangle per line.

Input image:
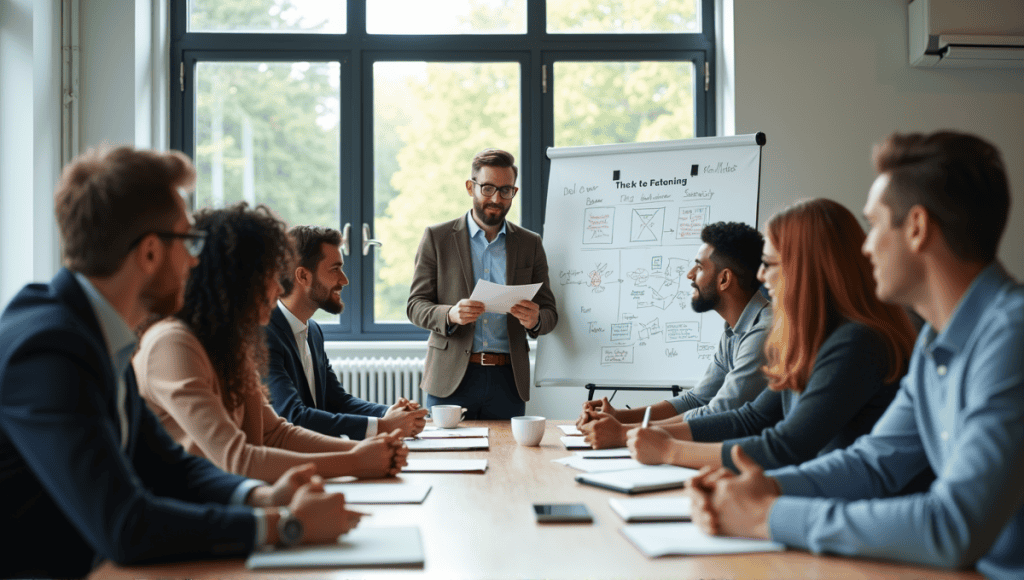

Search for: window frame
xmin=170 ymin=0 xmax=716 ymax=341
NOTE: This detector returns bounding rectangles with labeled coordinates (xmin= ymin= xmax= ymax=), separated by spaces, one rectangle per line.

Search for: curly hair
xmin=700 ymin=221 xmax=764 ymax=294
xmin=176 ymin=203 xmax=295 ymax=412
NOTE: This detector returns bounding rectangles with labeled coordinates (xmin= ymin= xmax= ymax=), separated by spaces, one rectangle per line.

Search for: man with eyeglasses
xmin=408 ymin=148 xmax=558 ymax=419
xmin=0 ymin=146 xmax=358 ymax=577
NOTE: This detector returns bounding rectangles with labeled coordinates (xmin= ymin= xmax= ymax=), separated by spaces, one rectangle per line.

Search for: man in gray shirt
xmin=578 ymin=222 xmax=771 ymax=449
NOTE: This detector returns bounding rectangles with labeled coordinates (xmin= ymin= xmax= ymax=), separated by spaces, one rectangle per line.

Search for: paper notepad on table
xmin=609 ymin=497 xmax=692 ymax=522
xmin=575 ymin=465 xmax=699 ymax=494
xmin=558 ymin=424 xmax=582 ymax=436
xmin=576 ymin=448 xmax=631 ymax=459
xmin=246 ymin=526 xmax=424 ymax=569
xmin=469 ymin=279 xmax=542 ymax=314
xmin=554 ymin=455 xmax=645 ymax=473
xmin=560 ymin=436 xmax=591 ymax=449
xmin=621 ymin=523 xmax=784 ymax=557
xmin=403 ymin=459 xmax=487 ymax=472
xmin=323 ymin=483 xmax=431 ymax=504
xmin=405 ymin=437 xmax=489 ymax=451
xmin=416 ymin=426 xmax=489 ymax=438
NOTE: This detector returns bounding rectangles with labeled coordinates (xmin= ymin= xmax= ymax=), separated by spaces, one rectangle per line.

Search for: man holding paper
xmin=408 ymin=148 xmax=558 ymax=419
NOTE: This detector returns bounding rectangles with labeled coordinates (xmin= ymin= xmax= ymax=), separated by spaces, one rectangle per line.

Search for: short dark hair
xmin=872 ymin=131 xmax=1010 ymax=263
xmin=281 ymin=225 xmax=342 ymax=295
xmin=701 ymin=221 xmax=764 ymax=294
xmin=54 ymin=146 xmax=195 ymax=276
xmin=471 ymin=148 xmax=518 ymax=181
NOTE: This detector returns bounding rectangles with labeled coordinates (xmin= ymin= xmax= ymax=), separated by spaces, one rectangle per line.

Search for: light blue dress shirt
xmin=466 ymin=211 xmax=510 ymax=354
xmin=766 ymin=263 xmax=1024 ymax=579
xmin=668 ymin=291 xmax=772 ymax=419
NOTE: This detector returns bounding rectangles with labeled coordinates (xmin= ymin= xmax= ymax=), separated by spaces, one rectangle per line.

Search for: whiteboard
xmin=535 ymin=135 xmax=764 ymax=387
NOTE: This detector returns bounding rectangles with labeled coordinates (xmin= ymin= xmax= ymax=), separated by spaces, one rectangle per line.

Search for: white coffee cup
xmin=511 ymin=416 xmax=546 ymax=446
xmin=431 ymin=405 xmax=467 ymax=429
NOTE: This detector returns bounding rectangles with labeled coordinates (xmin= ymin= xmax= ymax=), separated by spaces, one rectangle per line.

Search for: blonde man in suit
xmin=407 ymin=149 xmax=558 ymax=419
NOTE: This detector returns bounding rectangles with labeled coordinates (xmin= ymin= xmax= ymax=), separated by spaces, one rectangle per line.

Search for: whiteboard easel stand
xmin=585 ymin=383 xmax=682 ymax=401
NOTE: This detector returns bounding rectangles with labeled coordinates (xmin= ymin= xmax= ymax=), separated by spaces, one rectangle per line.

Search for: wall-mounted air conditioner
xmin=909 ymin=0 xmax=1024 ymax=68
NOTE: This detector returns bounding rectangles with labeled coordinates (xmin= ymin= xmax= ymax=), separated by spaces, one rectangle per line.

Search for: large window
xmin=171 ymin=0 xmax=715 ymax=340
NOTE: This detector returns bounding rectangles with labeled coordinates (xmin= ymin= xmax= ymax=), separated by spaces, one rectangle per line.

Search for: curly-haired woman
xmin=134 ymin=203 xmax=406 ymax=481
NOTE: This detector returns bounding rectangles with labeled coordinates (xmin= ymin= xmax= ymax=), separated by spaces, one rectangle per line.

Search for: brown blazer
xmin=407 ymin=215 xmax=558 ymax=401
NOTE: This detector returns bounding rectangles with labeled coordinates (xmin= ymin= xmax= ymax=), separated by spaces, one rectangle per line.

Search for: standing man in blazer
xmin=0 ymin=147 xmax=358 ymax=578
xmin=408 ymin=148 xmax=558 ymax=419
xmin=265 ymin=225 xmax=428 ymax=439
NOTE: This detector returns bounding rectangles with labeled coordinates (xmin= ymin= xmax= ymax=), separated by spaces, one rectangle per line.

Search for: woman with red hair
xmin=627 ymin=198 xmax=916 ymax=473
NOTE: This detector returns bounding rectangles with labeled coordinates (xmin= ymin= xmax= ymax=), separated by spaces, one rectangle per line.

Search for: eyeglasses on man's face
xmin=130 ymin=229 xmax=207 ymax=257
xmin=470 ymin=179 xmax=518 ymax=200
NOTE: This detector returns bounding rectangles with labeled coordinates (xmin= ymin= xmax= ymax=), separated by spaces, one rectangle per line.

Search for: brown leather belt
xmin=469 ymin=352 xmax=511 ymax=366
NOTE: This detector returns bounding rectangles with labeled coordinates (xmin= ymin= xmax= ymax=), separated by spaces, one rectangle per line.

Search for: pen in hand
xmin=641 ymin=407 xmax=651 ymax=428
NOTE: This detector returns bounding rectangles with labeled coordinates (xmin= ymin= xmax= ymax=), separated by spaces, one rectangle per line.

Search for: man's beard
xmin=311 ymin=276 xmax=344 ymax=315
xmin=690 ymin=282 xmax=720 ymax=313
xmin=473 ymin=198 xmax=508 ymax=227
xmin=141 ymin=260 xmax=184 ymax=319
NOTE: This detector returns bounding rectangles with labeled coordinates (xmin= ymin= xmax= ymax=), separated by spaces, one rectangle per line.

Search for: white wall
xmin=0 ymin=0 xmax=62 ymax=308
xmin=734 ymin=0 xmax=1024 ymax=278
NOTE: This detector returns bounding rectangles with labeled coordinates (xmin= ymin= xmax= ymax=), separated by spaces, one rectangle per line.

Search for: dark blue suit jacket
xmin=0 ymin=269 xmax=256 ymax=578
xmin=264 ymin=305 xmax=387 ymax=439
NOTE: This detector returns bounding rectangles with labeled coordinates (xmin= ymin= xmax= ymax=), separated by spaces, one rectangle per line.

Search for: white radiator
xmin=332 ymin=357 xmax=427 ymax=407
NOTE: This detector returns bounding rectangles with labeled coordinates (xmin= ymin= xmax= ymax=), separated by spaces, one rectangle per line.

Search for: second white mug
xmin=431 ymin=405 xmax=467 ymax=429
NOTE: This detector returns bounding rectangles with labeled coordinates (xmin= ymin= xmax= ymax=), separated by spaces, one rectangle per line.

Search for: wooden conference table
xmin=90 ymin=421 xmax=983 ymax=580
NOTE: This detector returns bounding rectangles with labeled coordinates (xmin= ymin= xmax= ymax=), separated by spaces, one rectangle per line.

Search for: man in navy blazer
xmin=0 ymin=147 xmax=358 ymax=578
xmin=265 ymin=226 xmax=427 ymax=440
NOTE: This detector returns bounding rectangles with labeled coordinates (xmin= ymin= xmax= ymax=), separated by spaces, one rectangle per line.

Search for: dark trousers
xmin=426 ymin=363 xmax=524 ymax=420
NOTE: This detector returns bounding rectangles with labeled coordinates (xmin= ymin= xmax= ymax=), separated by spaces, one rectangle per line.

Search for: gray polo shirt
xmin=668 ymin=291 xmax=772 ymax=420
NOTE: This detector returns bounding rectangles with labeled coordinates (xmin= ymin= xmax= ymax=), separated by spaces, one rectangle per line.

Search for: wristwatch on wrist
xmin=277 ymin=507 xmax=304 ymax=547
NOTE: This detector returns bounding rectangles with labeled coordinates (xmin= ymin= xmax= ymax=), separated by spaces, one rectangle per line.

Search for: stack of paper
xmin=403 ymin=459 xmax=488 ymax=472
xmin=575 ymin=465 xmax=699 ymax=494
xmin=553 ymin=455 xmax=645 ymax=473
xmin=621 ymin=523 xmax=785 ymax=557
xmin=609 ymin=497 xmax=692 ymax=522
xmin=558 ymin=424 xmax=583 ymax=436
xmin=323 ymin=483 xmax=432 ymax=504
xmin=560 ymin=436 xmax=591 ymax=449
xmin=405 ymin=437 xmax=489 ymax=451
xmin=246 ymin=526 xmax=424 ymax=569
xmin=416 ymin=426 xmax=489 ymax=439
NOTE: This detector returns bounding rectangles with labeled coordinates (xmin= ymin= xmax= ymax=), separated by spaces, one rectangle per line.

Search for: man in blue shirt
xmin=0 ymin=147 xmax=359 ymax=577
xmin=408 ymin=149 xmax=558 ymax=419
xmin=684 ymin=131 xmax=1023 ymax=579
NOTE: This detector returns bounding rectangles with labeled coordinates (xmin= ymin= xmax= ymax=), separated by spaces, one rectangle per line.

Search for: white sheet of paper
xmin=621 ymin=523 xmax=785 ymax=557
xmin=558 ymin=424 xmax=582 ymax=435
xmin=554 ymin=455 xmax=646 ymax=473
xmin=403 ymin=459 xmax=487 ymax=472
xmin=469 ymin=279 xmax=543 ymax=314
xmin=416 ymin=426 xmax=490 ymax=439
xmin=609 ymin=497 xmax=692 ymax=522
xmin=246 ymin=526 xmax=424 ymax=569
xmin=405 ymin=437 xmax=489 ymax=451
xmin=575 ymin=448 xmax=631 ymax=459
xmin=560 ymin=436 xmax=591 ymax=449
xmin=322 ymin=483 xmax=431 ymax=504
